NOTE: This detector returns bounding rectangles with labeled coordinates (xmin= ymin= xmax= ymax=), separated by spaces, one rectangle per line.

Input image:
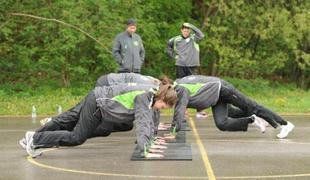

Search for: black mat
xmin=157 ymin=130 xmax=186 ymax=143
xmin=130 ymin=143 xmax=192 ymax=161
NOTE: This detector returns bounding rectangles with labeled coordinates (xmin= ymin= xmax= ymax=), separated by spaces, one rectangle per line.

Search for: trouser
xmin=118 ymin=69 xmax=140 ymax=73
xmin=36 ymin=99 xmax=133 ymax=138
xmin=212 ymin=80 xmax=287 ymax=131
xmin=176 ymin=66 xmax=197 ymax=79
xmin=33 ymin=91 xmax=103 ymax=148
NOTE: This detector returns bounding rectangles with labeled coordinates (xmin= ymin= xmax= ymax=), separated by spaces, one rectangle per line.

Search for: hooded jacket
xmin=96 ymin=73 xmax=159 ymax=87
xmin=173 ymin=75 xmax=221 ymax=131
xmin=113 ymin=31 xmax=145 ymax=72
xmin=94 ymin=84 xmax=158 ymax=152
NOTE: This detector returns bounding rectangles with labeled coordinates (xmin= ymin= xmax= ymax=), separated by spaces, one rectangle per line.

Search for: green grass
xmin=0 ymin=78 xmax=309 ymax=116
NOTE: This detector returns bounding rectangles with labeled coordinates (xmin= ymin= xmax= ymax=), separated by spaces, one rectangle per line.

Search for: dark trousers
xmin=176 ymin=66 xmax=197 ymax=79
xmin=33 ymin=91 xmax=103 ymax=148
xmin=212 ymin=81 xmax=287 ymax=131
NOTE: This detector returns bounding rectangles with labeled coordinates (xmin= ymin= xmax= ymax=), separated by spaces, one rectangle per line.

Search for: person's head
xmin=126 ymin=18 xmax=137 ymax=34
xmin=153 ymin=84 xmax=177 ymax=110
xmin=159 ymin=75 xmax=174 ymax=85
xmin=181 ymin=25 xmax=191 ymax=38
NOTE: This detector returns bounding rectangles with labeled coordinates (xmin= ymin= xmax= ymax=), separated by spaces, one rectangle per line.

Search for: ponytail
xmin=154 ymin=84 xmax=177 ymax=107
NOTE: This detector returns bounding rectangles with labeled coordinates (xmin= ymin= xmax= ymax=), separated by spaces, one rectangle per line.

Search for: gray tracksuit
xmin=33 ymin=84 xmax=159 ymax=153
xmin=167 ymin=23 xmax=204 ymax=67
xmin=96 ymin=73 xmax=160 ymax=87
xmin=173 ymin=75 xmax=221 ymax=131
xmin=113 ymin=31 xmax=145 ymax=73
xmin=172 ymin=75 xmax=288 ymax=132
xmin=94 ymin=84 xmax=158 ymax=151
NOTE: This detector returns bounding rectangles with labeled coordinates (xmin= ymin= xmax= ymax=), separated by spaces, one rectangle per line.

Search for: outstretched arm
xmin=183 ymin=23 xmax=204 ymax=41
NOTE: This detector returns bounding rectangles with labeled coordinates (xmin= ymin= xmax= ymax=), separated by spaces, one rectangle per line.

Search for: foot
xmin=251 ymin=115 xmax=266 ymax=133
xmin=196 ymin=112 xmax=208 ymax=119
xmin=277 ymin=121 xmax=294 ymax=139
xmin=19 ymin=138 xmax=26 ymax=149
xmin=40 ymin=117 xmax=52 ymax=126
xmin=25 ymin=131 xmax=42 ymax=158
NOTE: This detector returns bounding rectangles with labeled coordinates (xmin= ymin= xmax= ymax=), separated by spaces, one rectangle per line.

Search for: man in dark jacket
xmin=113 ymin=18 xmax=145 ymax=73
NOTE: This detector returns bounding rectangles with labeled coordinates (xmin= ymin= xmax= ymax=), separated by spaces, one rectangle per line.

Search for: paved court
xmin=1 ymin=115 xmax=309 ymax=180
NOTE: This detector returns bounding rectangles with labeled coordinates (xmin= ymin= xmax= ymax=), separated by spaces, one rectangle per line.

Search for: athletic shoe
xmin=251 ymin=115 xmax=266 ymax=133
xmin=19 ymin=138 xmax=26 ymax=149
xmin=40 ymin=117 xmax=52 ymax=126
xmin=25 ymin=131 xmax=41 ymax=158
xmin=277 ymin=121 xmax=294 ymax=139
xmin=196 ymin=112 xmax=208 ymax=119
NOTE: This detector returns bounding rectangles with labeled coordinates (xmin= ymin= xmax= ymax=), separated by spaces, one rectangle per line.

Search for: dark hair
xmin=154 ymin=84 xmax=177 ymax=107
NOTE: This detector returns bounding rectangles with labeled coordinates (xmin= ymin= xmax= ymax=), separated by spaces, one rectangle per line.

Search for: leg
xmin=32 ymin=91 xmax=102 ymax=148
xmin=212 ymin=101 xmax=253 ymax=131
xmin=219 ymin=81 xmax=284 ymax=128
xmin=176 ymin=66 xmax=187 ymax=79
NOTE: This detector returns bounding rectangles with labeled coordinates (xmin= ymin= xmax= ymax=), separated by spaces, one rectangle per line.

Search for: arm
xmin=134 ymin=94 xmax=154 ymax=152
xmin=139 ymin=37 xmax=145 ymax=63
xmin=112 ymin=35 xmax=123 ymax=65
xmin=183 ymin=23 xmax=204 ymax=41
xmin=171 ymin=86 xmax=190 ymax=132
xmin=166 ymin=37 xmax=175 ymax=59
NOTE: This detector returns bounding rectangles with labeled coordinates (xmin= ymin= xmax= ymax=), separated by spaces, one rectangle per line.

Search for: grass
xmin=0 ymin=78 xmax=309 ymax=116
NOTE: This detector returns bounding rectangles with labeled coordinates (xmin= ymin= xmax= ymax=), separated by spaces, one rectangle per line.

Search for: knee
xmin=215 ymin=121 xmax=228 ymax=131
xmin=71 ymin=134 xmax=87 ymax=145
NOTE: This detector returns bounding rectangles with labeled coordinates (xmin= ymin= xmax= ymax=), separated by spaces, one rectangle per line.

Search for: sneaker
xmin=251 ymin=115 xmax=266 ymax=133
xmin=277 ymin=121 xmax=294 ymax=139
xmin=25 ymin=131 xmax=41 ymax=158
xmin=196 ymin=112 xmax=208 ymax=119
xmin=19 ymin=138 xmax=27 ymax=150
xmin=40 ymin=117 xmax=52 ymax=126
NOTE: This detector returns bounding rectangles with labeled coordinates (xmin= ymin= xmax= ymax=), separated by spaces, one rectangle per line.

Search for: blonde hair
xmin=154 ymin=84 xmax=177 ymax=107
xmin=159 ymin=75 xmax=174 ymax=85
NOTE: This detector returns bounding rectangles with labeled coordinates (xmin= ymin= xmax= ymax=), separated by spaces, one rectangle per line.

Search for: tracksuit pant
xmin=212 ymin=80 xmax=287 ymax=131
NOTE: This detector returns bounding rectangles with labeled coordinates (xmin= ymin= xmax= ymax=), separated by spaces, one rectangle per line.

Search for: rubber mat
xmin=130 ymin=143 xmax=192 ymax=161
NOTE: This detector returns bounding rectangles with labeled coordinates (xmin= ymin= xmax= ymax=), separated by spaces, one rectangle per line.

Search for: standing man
xmin=167 ymin=22 xmax=206 ymax=118
xmin=167 ymin=22 xmax=204 ymax=78
xmin=113 ymin=18 xmax=145 ymax=73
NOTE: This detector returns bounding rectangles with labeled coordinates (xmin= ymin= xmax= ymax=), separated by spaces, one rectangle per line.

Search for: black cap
xmin=127 ymin=18 xmax=137 ymax=26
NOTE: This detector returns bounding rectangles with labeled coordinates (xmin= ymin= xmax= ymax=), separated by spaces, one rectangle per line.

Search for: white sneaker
xmin=251 ymin=115 xmax=266 ymax=133
xmin=40 ymin=117 xmax=52 ymax=126
xmin=196 ymin=112 xmax=208 ymax=119
xmin=277 ymin=121 xmax=294 ymax=139
xmin=19 ymin=138 xmax=27 ymax=149
xmin=25 ymin=131 xmax=41 ymax=158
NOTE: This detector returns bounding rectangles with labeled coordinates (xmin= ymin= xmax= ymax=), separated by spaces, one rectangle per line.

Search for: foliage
xmin=0 ymin=0 xmax=309 ymax=90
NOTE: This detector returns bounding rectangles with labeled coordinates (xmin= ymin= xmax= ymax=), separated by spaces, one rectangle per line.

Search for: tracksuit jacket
xmin=113 ymin=31 xmax=145 ymax=72
xmin=167 ymin=23 xmax=204 ymax=67
xmin=96 ymin=73 xmax=160 ymax=87
xmin=94 ymin=84 xmax=159 ymax=152
xmin=173 ymin=75 xmax=221 ymax=131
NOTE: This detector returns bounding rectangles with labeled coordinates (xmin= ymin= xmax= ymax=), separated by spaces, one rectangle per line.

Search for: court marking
xmin=26 ymin=121 xmax=310 ymax=179
xmin=26 ymin=140 xmax=310 ymax=179
xmin=188 ymin=117 xmax=216 ymax=180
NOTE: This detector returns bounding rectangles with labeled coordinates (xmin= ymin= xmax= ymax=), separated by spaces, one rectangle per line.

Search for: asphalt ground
xmin=1 ymin=115 xmax=309 ymax=180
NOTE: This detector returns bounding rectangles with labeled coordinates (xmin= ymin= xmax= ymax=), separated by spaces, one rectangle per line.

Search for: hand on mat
xmin=146 ymin=152 xmax=164 ymax=158
xmin=154 ymin=139 xmax=167 ymax=145
xmin=148 ymin=148 xmax=164 ymax=153
xmin=158 ymin=123 xmax=171 ymax=130
xmin=150 ymin=144 xmax=167 ymax=149
xmin=162 ymin=133 xmax=176 ymax=140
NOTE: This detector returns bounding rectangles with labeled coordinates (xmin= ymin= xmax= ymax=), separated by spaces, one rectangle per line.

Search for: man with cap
xmin=112 ymin=18 xmax=145 ymax=73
